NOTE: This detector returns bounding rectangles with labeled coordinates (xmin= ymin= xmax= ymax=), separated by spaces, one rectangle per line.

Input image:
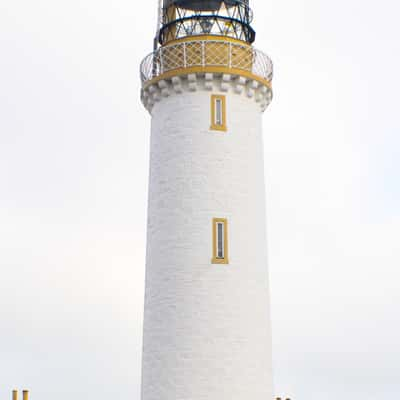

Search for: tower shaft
xmin=140 ymin=2 xmax=274 ymax=399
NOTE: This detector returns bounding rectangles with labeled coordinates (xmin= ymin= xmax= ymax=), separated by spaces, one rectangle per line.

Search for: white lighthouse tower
xmin=140 ymin=1 xmax=274 ymax=399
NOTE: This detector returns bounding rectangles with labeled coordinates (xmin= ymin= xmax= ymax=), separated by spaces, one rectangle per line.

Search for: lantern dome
xmin=164 ymin=0 xmax=248 ymax=11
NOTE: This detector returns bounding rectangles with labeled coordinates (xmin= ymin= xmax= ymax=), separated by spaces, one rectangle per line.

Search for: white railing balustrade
xmin=140 ymin=40 xmax=273 ymax=85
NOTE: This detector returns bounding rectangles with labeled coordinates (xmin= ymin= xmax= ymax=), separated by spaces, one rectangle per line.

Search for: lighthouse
xmin=140 ymin=1 xmax=274 ymax=400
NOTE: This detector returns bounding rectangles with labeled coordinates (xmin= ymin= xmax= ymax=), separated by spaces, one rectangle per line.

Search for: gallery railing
xmin=140 ymin=39 xmax=273 ymax=85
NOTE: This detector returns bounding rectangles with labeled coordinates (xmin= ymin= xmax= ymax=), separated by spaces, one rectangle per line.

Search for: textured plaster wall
xmin=142 ymin=82 xmax=273 ymax=400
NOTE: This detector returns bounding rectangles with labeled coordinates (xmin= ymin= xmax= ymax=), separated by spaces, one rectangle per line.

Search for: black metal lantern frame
xmin=159 ymin=0 xmax=255 ymax=45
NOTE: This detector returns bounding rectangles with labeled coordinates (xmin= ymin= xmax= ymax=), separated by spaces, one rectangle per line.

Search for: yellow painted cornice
xmin=143 ymin=66 xmax=272 ymax=90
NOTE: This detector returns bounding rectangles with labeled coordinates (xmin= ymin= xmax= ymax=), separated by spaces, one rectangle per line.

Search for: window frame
xmin=210 ymin=94 xmax=227 ymax=131
xmin=212 ymin=217 xmax=229 ymax=264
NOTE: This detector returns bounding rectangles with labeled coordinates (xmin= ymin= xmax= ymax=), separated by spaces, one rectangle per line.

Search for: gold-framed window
xmin=212 ymin=218 xmax=229 ymax=264
xmin=210 ymin=94 xmax=227 ymax=131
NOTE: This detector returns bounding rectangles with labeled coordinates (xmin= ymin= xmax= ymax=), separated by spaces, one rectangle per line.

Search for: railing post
xmin=228 ymin=42 xmax=232 ymax=68
xmin=252 ymin=47 xmax=256 ymax=74
xmin=159 ymin=47 xmax=164 ymax=74
xmin=201 ymin=41 xmax=205 ymax=67
xmin=150 ymin=53 xmax=156 ymax=80
xmin=183 ymin=43 xmax=187 ymax=67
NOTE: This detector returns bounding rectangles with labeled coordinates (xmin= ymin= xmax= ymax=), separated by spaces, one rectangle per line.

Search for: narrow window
xmin=210 ymin=95 xmax=227 ymax=131
xmin=215 ymin=98 xmax=223 ymax=126
xmin=212 ymin=218 xmax=229 ymax=264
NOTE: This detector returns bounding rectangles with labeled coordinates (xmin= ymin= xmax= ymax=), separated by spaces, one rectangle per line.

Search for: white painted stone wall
xmin=142 ymin=76 xmax=273 ymax=400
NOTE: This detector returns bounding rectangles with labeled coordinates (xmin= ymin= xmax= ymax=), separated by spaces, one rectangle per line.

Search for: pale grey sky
xmin=1 ymin=1 xmax=399 ymax=399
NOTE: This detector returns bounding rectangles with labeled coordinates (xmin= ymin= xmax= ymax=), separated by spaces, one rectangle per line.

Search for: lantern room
xmin=159 ymin=0 xmax=255 ymax=45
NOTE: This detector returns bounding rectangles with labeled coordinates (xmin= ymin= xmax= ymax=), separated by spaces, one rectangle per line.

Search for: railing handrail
xmin=140 ymin=39 xmax=273 ymax=85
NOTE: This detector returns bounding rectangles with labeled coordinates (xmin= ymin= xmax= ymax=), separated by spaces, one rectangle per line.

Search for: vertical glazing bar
xmin=157 ymin=0 xmax=162 ymax=32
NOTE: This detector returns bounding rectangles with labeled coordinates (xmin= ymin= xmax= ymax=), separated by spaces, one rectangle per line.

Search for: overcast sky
xmin=1 ymin=0 xmax=399 ymax=399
